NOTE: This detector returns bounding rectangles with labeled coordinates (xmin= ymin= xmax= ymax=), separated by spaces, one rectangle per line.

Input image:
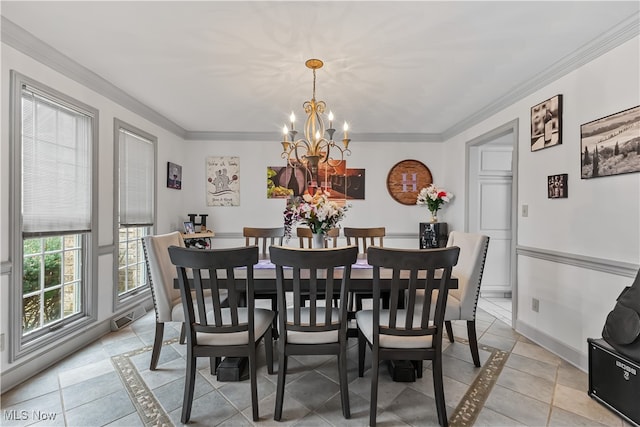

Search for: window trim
xmin=9 ymin=71 xmax=99 ymax=362
xmin=113 ymin=119 xmax=157 ymax=310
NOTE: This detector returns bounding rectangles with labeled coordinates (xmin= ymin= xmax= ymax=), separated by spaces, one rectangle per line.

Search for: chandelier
xmin=281 ymin=59 xmax=351 ymax=194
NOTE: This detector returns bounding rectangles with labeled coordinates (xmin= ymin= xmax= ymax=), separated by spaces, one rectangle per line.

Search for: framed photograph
xmin=580 ymin=105 xmax=640 ymax=179
xmin=167 ymin=162 xmax=182 ymax=189
xmin=183 ymin=221 xmax=195 ymax=234
xmin=548 ymin=174 xmax=568 ymax=199
xmin=531 ymin=94 xmax=563 ymax=151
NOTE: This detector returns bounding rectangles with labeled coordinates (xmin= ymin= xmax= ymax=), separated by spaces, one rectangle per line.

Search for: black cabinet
xmin=419 ymin=222 xmax=448 ymax=249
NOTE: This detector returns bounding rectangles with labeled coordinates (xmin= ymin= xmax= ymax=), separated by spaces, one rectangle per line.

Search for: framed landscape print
xmin=531 ymin=95 xmax=563 ymax=151
xmin=580 ymin=105 xmax=640 ymax=179
xmin=548 ymin=174 xmax=568 ymax=198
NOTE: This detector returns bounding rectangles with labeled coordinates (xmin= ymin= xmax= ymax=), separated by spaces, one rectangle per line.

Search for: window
xmin=115 ymin=120 xmax=156 ymax=305
xmin=10 ymin=71 xmax=98 ymax=358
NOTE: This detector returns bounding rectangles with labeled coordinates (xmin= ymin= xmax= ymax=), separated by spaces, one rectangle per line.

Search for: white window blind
xmin=119 ymin=129 xmax=154 ymax=226
xmin=22 ymin=87 xmax=93 ymax=235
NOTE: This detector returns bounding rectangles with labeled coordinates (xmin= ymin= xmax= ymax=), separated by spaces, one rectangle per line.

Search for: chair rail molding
xmin=516 ymin=245 xmax=638 ymax=278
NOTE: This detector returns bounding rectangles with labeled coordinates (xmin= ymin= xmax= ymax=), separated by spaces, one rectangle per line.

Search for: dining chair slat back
xmin=356 ymin=246 xmax=460 ymax=427
xmin=296 ymin=226 xmax=340 ymax=248
xmin=168 ymin=245 xmax=275 ymax=423
xmin=269 ymin=245 xmax=358 ymax=421
xmin=243 ymin=227 xmax=284 ymax=259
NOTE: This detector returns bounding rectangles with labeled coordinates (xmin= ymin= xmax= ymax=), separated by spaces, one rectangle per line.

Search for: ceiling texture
xmin=2 ymin=1 xmax=639 ymax=142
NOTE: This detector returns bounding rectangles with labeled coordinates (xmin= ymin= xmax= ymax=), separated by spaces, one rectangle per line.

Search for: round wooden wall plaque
xmin=386 ymin=160 xmax=433 ymax=205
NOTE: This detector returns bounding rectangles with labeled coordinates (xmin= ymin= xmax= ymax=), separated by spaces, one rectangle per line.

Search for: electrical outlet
xmin=532 ymin=298 xmax=539 ymax=313
xmin=522 ymin=204 xmax=529 ymax=217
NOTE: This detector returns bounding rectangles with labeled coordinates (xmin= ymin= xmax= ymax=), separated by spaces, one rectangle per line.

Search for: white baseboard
xmin=516 ymin=319 xmax=589 ymax=372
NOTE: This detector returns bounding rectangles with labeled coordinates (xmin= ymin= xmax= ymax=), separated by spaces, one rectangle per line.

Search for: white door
xmin=468 ymin=138 xmax=513 ymax=297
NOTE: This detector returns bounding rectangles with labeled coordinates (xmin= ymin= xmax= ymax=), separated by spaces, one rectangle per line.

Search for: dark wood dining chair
xmin=168 ymin=245 xmax=275 ymax=423
xmin=343 ymin=227 xmax=386 ymax=334
xmin=243 ymin=226 xmax=284 ymax=259
xmin=356 ymin=246 xmax=460 ymax=427
xmin=296 ymin=226 xmax=340 ymax=248
xmin=269 ymin=245 xmax=358 ymax=421
xmin=243 ymin=226 xmax=284 ymax=336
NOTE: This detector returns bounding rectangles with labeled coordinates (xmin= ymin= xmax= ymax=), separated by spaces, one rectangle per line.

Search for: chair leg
xmin=412 ymin=360 xmax=423 ymax=378
xmin=445 ymin=321 xmax=454 ymax=343
xmin=369 ymin=349 xmax=380 ymax=427
xmin=181 ymin=353 xmax=197 ymax=424
xmin=274 ymin=351 xmax=287 ymax=421
xmin=358 ymin=329 xmax=366 ymax=377
xmin=249 ymin=349 xmax=259 ymax=421
xmin=271 ymin=297 xmax=279 ymax=340
xmin=150 ymin=323 xmax=164 ymax=370
xmin=467 ymin=320 xmax=481 ymax=367
xmin=265 ymin=326 xmax=274 ymax=375
xmin=338 ymin=342 xmax=351 ymax=418
xmin=432 ymin=353 xmax=448 ymax=427
xmin=179 ymin=322 xmax=186 ymax=344
xmin=210 ymin=357 xmax=221 ymax=375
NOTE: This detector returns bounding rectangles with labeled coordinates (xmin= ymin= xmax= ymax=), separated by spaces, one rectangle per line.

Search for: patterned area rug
xmin=112 ymin=338 xmax=508 ymax=427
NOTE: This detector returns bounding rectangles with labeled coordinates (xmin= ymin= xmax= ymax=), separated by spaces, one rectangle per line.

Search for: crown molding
xmin=1 ymin=17 xmax=187 ymax=139
xmin=3 ymin=13 xmax=638 ymax=144
xmin=184 ymin=130 xmax=442 ymax=143
xmin=442 ymin=12 xmax=640 ymax=140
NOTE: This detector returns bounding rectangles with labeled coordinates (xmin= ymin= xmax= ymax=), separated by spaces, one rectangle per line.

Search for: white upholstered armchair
xmin=443 ymin=231 xmax=490 ymax=367
xmin=141 ymin=231 xmax=187 ymax=370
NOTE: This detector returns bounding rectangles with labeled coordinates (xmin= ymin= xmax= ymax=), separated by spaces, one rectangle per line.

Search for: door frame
xmin=464 ymin=119 xmax=519 ymax=326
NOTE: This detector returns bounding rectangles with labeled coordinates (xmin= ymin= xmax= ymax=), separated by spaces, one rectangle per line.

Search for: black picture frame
xmin=547 ymin=174 xmax=568 ymax=199
xmin=531 ymin=94 xmax=563 ymax=151
xmin=580 ymin=105 xmax=640 ymax=179
xmin=167 ymin=162 xmax=182 ymax=189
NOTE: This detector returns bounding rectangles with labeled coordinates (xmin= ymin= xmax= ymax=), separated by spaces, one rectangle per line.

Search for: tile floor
xmin=1 ymin=303 xmax=631 ymax=427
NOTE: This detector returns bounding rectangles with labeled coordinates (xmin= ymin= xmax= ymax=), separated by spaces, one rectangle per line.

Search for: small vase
xmin=430 ymin=211 xmax=438 ymax=223
xmin=312 ymin=232 xmax=325 ymax=249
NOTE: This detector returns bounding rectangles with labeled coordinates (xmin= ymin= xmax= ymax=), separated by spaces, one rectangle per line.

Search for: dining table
xmin=173 ymin=256 xmax=458 ymax=382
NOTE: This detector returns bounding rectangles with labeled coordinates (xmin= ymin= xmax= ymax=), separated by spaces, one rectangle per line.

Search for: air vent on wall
xmin=110 ymin=305 xmax=146 ymax=331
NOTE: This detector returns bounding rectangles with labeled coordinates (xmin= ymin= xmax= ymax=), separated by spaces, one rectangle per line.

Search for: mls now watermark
xmin=3 ymin=409 xmax=58 ymax=422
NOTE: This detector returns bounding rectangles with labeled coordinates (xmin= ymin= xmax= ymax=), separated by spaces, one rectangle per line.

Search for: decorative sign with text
xmin=206 ymin=156 xmax=240 ymax=206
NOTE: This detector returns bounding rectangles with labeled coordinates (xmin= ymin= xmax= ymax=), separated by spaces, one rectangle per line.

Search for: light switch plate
xmin=522 ymin=204 xmax=529 ymax=217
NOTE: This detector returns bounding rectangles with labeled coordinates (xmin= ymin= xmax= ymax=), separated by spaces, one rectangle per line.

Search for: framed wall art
xmin=206 ymin=156 xmax=240 ymax=206
xmin=267 ymin=161 xmax=365 ymax=200
xmin=167 ymin=162 xmax=182 ymax=189
xmin=386 ymin=159 xmax=433 ymax=205
xmin=531 ymin=94 xmax=563 ymax=151
xmin=547 ymin=174 xmax=568 ymax=199
xmin=580 ymin=105 xmax=640 ymax=179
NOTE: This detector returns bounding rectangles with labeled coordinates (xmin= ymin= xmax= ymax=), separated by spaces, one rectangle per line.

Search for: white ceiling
xmin=2 ymin=1 xmax=639 ymax=141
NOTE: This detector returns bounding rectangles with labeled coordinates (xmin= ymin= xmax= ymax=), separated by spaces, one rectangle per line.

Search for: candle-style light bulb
xmin=290 ymin=112 xmax=296 ymax=130
xmin=328 ymin=111 xmax=334 ymax=128
xmin=343 ymin=122 xmax=349 ymax=139
xmin=282 ymin=125 xmax=289 ymax=142
xmin=315 ymin=130 xmax=321 ymax=142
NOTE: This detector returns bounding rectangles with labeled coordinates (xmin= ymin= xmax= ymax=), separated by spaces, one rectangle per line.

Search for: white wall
xmin=178 ymin=139 xmax=447 ymax=248
xmin=443 ymin=37 xmax=640 ymax=370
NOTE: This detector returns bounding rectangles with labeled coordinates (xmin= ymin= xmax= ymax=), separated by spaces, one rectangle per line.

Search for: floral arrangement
xmin=283 ymin=191 xmax=348 ymax=239
xmin=416 ymin=184 xmax=453 ymax=221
